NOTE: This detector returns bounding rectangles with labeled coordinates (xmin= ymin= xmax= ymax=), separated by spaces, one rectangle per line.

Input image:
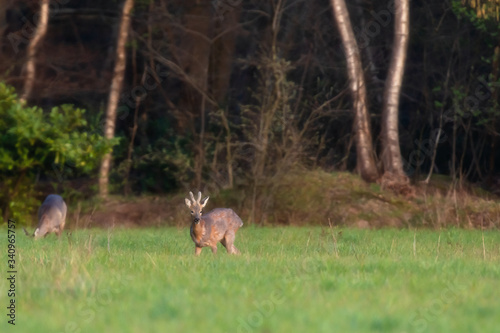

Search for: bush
xmin=0 ymin=83 xmax=116 ymax=224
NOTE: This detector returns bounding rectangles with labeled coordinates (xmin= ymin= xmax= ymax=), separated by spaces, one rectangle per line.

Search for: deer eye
xmin=191 ymin=210 xmax=194 ymax=214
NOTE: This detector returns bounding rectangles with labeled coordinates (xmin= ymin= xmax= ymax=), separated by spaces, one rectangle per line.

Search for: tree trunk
xmin=210 ymin=4 xmax=241 ymax=104
xmin=0 ymin=0 xmax=9 ymax=49
xmin=330 ymin=0 xmax=379 ymax=182
xmin=380 ymin=0 xmax=409 ymax=179
xmin=173 ymin=2 xmax=213 ymax=130
xmin=20 ymin=0 xmax=49 ymax=103
xmin=182 ymin=4 xmax=212 ymax=189
xmin=487 ymin=45 xmax=500 ymax=183
xmin=99 ymin=0 xmax=134 ymax=198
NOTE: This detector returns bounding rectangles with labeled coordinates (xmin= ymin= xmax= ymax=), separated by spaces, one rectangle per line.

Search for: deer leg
xmin=195 ymin=246 xmax=202 ymax=256
xmin=224 ymin=231 xmax=240 ymax=254
xmin=211 ymin=245 xmax=218 ymax=254
xmin=232 ymin=245 xmax=241 ymax=254
xmin=220 ymin=238 xmax=228 ymax=250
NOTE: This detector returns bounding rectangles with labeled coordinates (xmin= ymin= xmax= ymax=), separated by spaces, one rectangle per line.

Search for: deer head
xmin=185 ymin=191 xmax=209 ymax=224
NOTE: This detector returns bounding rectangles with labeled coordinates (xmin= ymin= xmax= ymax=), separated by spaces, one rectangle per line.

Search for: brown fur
xmin=185 ymin=191 xmax=243 ymax=256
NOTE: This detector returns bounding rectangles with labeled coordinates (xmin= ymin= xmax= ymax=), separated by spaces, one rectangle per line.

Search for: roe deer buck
xmin=24 ymin=194 xmax=67 ymax=239
xmin=185 ymin=191 xmax=243 ymax=256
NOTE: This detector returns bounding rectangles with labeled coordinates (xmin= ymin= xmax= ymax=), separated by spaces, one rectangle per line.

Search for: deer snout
xmin=193 ymin=217 xmax=200 ymax=223
xmin=33 ymin=228 xmax=43 ymax=239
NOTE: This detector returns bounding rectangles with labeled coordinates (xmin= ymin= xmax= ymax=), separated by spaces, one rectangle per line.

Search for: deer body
xmin=32 ymin=194 xmax=67 ymax=238
xmin=186 ymin=192 xmax=243 ymax=255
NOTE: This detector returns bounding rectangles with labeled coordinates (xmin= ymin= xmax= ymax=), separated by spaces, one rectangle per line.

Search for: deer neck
xmin=191 ymin=219 xmax=205 ymax=243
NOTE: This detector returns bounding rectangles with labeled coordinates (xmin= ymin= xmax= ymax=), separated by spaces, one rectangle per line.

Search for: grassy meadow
xmin=2 ymin=226 xmax=500 ymax=332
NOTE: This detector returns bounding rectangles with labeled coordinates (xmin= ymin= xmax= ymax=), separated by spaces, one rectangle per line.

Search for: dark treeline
xmin=1 ymin=0 xmax=499 ymax=213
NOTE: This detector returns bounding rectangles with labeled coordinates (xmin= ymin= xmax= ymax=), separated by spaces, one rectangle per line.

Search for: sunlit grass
xmin=1 ymin=226 xmax=499 ymax=332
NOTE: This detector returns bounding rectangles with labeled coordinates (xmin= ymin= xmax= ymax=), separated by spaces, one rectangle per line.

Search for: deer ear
xmin=185 ymin=198 xmax=191 ymax=208
xmin=201 ymin=196 xmax=209 ymax=207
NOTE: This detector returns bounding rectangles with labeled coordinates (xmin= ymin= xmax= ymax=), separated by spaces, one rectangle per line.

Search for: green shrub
xmin=0 ymin=83 xmax=116 ymax=224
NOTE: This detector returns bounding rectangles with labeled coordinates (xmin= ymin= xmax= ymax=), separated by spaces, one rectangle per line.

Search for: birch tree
xmin=20 ymin=0 xmax=49 ymax=103
xmin=330 ymin=0 xmax=379 ymax=182
xmin=380 ymin=0 xmax=409 ymax=180
xmin=99 ymin=0 xmax=134 ymax=197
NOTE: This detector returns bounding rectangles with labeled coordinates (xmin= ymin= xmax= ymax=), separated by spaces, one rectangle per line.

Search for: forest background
xmin=1 ymin=0 xmax=500 ymax=228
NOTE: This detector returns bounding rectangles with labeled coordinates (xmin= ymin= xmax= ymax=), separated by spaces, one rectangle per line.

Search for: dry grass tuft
xmin=61 ymin=171 xmax=500 ymax=230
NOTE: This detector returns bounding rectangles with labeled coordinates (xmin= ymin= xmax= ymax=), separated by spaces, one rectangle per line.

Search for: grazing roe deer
xmin=24 ymin=194 xmax=67 ymax=239
xmin=185 ymin=191 xmax=243 ymax=256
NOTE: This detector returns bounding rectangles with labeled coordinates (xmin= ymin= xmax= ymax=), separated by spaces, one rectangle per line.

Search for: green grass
xmin=2 ymin=226 xmax=500 ymax=332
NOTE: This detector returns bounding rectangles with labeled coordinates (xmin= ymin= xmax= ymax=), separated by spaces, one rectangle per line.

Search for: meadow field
xmin=2 ymin=226 xmax=500 ymax=333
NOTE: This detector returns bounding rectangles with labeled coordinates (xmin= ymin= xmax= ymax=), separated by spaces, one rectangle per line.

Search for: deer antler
xmin=197 ymin=191 xmax=202 ymax=203
xmin=189 ymin=191 xmax=196 ymax=203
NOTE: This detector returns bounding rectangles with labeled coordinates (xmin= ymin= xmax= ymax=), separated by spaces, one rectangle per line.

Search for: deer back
xmin=35 ymin=194 xmax=67 ymax=237
xmin=203 ymin=208 xmax=243 ymax=231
